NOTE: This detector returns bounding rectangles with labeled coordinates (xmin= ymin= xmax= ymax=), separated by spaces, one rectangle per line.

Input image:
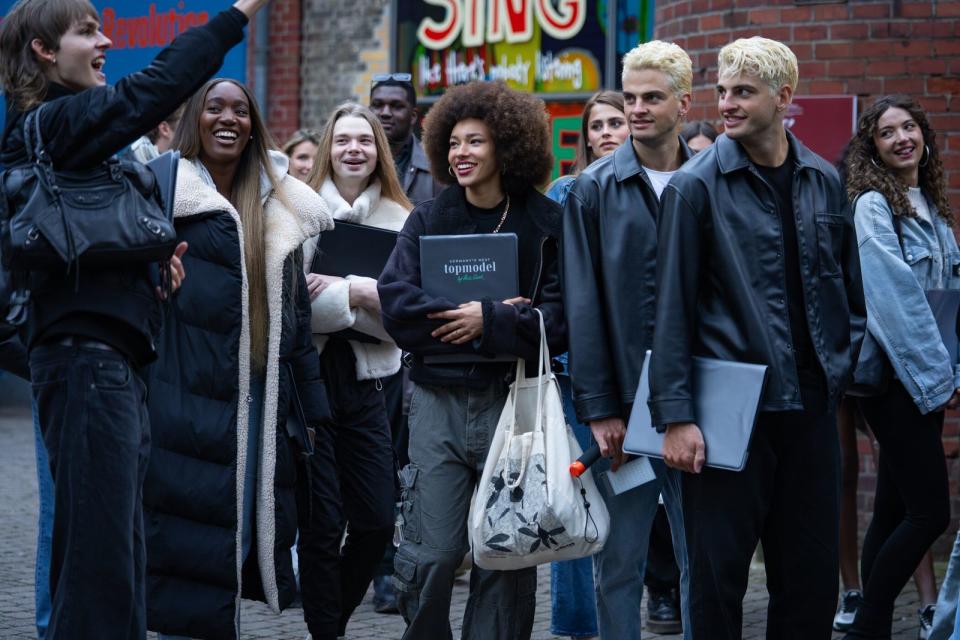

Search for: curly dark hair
xmin=845 ymin=94 xmax=951 ymax=225
xmin=422 ymin=81 xmax=553 ymax=194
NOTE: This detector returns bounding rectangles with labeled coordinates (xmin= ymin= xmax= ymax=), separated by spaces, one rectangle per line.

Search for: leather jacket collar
xmin=612 ymin=136 xmax=695 ymax=188
xmin=715 ymin=129 xmax=830 ymax=176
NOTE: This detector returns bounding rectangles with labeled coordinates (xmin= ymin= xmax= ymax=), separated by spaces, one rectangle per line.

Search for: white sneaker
xmin=833 ymin=589 xmax=863 ymax=631
xmin=918 ymin=604 xmax=935 ymax=640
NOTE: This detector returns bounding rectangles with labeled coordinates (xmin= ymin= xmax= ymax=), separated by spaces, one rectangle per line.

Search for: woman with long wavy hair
xmin=295 ymin=102 xmax=410 ymax=640
xmin=143 ymin=77 xmax=333 ymax=639
xmin=842 ymin=94 xmax=955 ymax=639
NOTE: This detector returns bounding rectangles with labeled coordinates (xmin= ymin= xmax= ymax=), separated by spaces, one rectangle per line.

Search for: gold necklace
xmin=492 ymin=195 xmax=511 ymax=233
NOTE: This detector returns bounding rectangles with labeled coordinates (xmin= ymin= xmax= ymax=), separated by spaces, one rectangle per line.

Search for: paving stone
xmin=0 ymin=378 xmax=938 ymax=639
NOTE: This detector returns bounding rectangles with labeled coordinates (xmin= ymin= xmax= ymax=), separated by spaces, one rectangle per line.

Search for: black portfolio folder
xmin=145 ymin=150 xmax=179 ymax=222
xmin=419 ymin=233 xmax=519 ymax=363
xmin=311 ymin=220 xmax=399 ymax=279
xmin=310 ymin=221 xmax=399 ymax=344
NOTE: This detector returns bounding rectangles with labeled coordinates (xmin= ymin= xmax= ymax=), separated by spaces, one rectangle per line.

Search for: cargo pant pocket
xmin=392 ymin=546 xmax=420 ymax=622
xmin=398 ymin=463 xmax=421 ymax=544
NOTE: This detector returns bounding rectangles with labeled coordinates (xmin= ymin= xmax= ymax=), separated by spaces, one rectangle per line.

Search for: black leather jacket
xmin=649 ymin=133 xmax=866 ymax=425
xmin=562 ymin=139 xmax=693 ymax=422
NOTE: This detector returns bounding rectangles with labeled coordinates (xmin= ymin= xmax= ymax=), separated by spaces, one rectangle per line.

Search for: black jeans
xmin=298 ymin=340 xmax=395 ymax=639
xmin=30 ymin=342 xmax=150 ymax=639
xmin=682 ymin=407 xmax=840 ymax=640
xmin=645 ymin=505 xmax=680 ymax=595
xmin=851 ymin=380 xmax=950 ymax=638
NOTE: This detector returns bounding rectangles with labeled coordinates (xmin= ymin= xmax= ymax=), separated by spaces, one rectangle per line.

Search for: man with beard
xmin=369 ymin=74 xmax=441 ymax=205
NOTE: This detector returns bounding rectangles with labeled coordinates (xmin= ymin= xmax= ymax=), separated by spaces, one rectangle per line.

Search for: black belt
xmin=53 ymin=336 xmax=117 ymax=353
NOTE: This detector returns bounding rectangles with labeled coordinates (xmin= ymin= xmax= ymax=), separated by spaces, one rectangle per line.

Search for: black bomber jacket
xmin=561 ymin=138 xmax=693 ymax=423
xmin=649 ymin=132 xmax=866 ymax=426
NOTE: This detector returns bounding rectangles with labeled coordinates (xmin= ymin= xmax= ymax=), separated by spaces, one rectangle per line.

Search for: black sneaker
xmin=918 ymin=604 xmax=935 ymax=640
xmin=833 ymin=589 xmax=863 ymax=631
xmin=372 ymin=575 xmax=399 ymax=614
xmin=646 ymin=588 xmax=682 ymax=634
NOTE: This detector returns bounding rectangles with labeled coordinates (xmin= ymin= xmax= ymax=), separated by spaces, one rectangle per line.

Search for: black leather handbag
xmin=0 ymin=105 xmax=177 ymax=273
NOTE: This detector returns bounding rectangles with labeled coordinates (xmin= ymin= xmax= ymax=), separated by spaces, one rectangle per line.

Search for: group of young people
xmin=0 ymin=0 xmax=958 ymax=639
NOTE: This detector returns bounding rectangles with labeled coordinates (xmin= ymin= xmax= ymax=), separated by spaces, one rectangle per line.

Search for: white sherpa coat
xmin=302 ymin=177 xmax=409 ymax=380
xmin=173 ymin=157 xmax=333 ymax=619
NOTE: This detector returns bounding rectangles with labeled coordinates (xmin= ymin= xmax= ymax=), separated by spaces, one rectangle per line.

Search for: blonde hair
xmin=718 ymin=37 xmax=799 ymax=93
xmin=175 ymin=78 xmax=286 ymax=373
xmin=307 ymin=102 xmax=412 ymax=210
xmin=621 ymin=40 xmax=693 ymax=97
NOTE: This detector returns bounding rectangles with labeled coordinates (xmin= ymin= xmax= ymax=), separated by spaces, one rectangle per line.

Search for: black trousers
xmin=682 ymin=407 xmax=840 ymax=640
xmin=30 ymin=343 xmax=150 ymax=640
xmin=298 ymin=340 xmax=395 ymax=639
xmin=851 ymin=380 xmax=950 ymax=638
xmin=644 ymin=505 xmax=680 ymax=595
xmin=375 ymin=369 xmax=408 ymax=579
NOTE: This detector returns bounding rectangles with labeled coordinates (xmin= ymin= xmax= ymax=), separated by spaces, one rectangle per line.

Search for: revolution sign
xmin=0 ymin=0 xmax=246 ymax=131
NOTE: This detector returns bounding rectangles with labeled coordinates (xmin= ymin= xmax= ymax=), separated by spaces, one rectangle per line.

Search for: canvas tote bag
xmin=470 ymin=310 xmax=609 ymax=570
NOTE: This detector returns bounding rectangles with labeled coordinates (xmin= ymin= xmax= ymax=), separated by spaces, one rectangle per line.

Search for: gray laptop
xmin=623 ymin=351 xmax=767 ymax=472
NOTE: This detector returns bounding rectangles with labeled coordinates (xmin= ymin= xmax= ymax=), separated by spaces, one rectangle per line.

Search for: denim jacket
xmin=853 ymin=189 xmax=960 ymax=413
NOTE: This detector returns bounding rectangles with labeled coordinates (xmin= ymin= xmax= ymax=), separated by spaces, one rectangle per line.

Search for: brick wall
xmin=248 ymin=0 xmax=303 ymax=147
xmin=299 ymin=0 xmax=392 ymax=131
xmin=655 ymin=0 xmax=960 ymax=217
xmin=655 ymin=0 xmax=960 ymax=556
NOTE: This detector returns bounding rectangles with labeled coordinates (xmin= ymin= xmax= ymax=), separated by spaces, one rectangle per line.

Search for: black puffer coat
xmin=143 ymin=158 xmax=333 ymax=639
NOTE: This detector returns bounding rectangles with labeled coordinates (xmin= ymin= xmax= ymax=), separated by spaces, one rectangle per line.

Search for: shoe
xmin=646 ymin=588 xmax=682 ymax=634
xmin=833 ymin=589 xmax=863 ymax=631
xmin=918 ymin=604 xmax=935 ymax=640
xmin=373 ymin=574 xmax=399 ymax=614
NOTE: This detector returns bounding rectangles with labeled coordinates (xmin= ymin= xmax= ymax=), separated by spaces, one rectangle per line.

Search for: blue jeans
xmin=593 ymin=454 xmax=690 ymax=640
xmin=550 ymin=374 xmax=599 ymax=638
xmin=33 ymin=398 xmax=54 ymax=640
xmin=930 ymin=530 xmax=960 ymax=640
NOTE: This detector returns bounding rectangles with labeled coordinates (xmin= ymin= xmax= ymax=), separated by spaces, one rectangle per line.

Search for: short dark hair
xmin=370 ymin=77 xmax=416 ymax=108
xmin=422 ymin=81 xmax=553 ymax=194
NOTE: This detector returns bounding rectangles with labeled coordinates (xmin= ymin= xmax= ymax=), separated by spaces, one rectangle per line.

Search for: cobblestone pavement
xmin=0 ymin=377 xmax=934 ymax=639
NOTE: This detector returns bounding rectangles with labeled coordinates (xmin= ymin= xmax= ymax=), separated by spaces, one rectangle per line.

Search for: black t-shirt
xmin=465 ymin=197 xmax=508 ymax=233
xmin=755 ymin=153 xmax=827 ymax=411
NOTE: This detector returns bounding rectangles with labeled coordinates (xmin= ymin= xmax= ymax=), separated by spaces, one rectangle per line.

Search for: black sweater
xmin=378 ymin=185 xmax=566 ymax=388
xmin=0 ymin=9 xmax=248 ymax=364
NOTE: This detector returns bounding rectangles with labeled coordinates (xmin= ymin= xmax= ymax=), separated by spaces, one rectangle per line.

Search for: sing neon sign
xmin=417 ymin=0 xmax=586 ymax=50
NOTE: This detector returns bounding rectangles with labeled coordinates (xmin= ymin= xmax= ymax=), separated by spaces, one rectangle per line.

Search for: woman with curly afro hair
xmin=377 ymin=80 xmax=565 ymax=640
xmin=842 ymin=94 xmax=955 ymax=639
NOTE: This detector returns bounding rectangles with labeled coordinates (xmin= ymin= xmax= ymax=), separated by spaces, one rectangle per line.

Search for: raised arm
xmin=41 ymin=7 xmax=255 ymax=168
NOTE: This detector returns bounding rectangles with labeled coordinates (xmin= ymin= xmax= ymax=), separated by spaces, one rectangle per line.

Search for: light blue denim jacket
xmin=853 ymin=189 xmax=960 ymax=413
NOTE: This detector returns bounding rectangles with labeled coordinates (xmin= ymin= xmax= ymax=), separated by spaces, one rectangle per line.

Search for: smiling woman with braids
xmin=842 ymin=94 xmax=956 ymax=640
xmin=377 ymin=80 xmax=565 ymax=640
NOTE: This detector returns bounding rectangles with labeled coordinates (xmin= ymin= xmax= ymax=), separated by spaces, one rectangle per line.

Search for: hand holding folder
xmin=623 ymin=351 xmax=768 ymax=472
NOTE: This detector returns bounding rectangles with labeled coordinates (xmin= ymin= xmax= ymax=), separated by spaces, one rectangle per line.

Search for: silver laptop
xmin=623 ymin=351 xmax=767 ymax=472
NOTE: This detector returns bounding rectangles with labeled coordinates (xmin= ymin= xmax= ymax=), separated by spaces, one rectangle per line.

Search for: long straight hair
xmin=307 ymin=102 xmax=412 ymax=210
xmin=0 ymin=0 xmax=98 ymax=111
xmin=174 ymin=78 xmax=285 ymax=372
xmin=573 ymin=90 xmax=626 ymax=174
